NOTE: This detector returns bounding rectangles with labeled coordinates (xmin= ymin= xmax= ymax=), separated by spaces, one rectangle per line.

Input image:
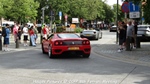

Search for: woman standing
xmin=118 ymin=22 xmax=127 ymax=52
xmin=29 ymin=26 xmax=36 ymax=47
xmin=17 ymin=26 xmax=22 ymax=44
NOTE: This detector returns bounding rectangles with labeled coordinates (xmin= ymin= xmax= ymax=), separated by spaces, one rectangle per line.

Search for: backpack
xmin=2 ymin=28 xmax=6 ymax=37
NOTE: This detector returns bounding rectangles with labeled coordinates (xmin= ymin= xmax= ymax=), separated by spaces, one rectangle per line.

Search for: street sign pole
xmin=125 ymin=12 xmax=127 ymax=18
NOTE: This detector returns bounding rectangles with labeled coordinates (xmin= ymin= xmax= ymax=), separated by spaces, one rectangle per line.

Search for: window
xmin=57 ymin=34 xmax=79 ymax=38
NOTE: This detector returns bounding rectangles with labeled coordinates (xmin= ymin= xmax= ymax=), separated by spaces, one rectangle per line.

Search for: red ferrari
xmin=42 ymin=33 xmax=91 ymax=58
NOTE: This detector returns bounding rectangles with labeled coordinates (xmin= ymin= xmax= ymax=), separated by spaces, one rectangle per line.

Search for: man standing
xmin=23 ymin=24 xmax=29 ymax=46
xmin=3 ymin=24 xmax=11 ymax=51
xmin=126 ymin=21 xmax=135 ymax=50
xmin=133 ymin=21 xmax=138 ymax=49
xmin=52 ymin=22 xmax=57 ymax=33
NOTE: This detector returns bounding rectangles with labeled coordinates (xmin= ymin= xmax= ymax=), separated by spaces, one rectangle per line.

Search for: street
xmin=0 ymin=30 xmax=150 ymax=84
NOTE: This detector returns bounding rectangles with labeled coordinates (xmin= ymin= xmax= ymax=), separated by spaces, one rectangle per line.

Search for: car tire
xmin=83 ymin=54 xmax=90 ymax=58
xmin=99 ymin=32 xmax=102 ymax=39
xmin=42 ymin=44 xmax=47 ymax=54
xmin=48 ymin=45 xmax=54 ymax=58
xmin=95 ymin=34 xmax=99 ymax=40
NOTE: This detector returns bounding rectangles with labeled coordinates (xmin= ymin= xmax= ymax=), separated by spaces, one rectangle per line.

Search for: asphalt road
xmin=0 ymin=30 xmax=150 ymax=84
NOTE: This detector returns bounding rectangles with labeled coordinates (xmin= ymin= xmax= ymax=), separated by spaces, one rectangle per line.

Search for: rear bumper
xmin=52 ymin=45 xmax=91 ymax=55
xmin=80 ymin=35 xmax=96 ymax=39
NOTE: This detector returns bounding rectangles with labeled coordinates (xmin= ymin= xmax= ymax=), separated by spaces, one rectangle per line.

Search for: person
xmin=133 ymin=21 xmax=138 ymax=49
xmin=17 ymin=26 xmax=22 ymax=44
xmin=33 ymin=25 xmax=38 ymax=44
xmin=13 ymin=23 xmax=19 ymax=43
xmin=117 ymin=21 xmax=127 ymax=52
xmin=3 ymin=24 xmax=11 ymax=51
xmin=22 ymin=24 xmax=29 ymax=47
xmin=42 ymin=25 xmax=48 ymax=39
xmin=126 ymin=21 xmax=135 ymax=50
xmin=29 ymin=26 xmax=36 ymax=47
xmin=52 ymin=22 xmax=57 ymax=33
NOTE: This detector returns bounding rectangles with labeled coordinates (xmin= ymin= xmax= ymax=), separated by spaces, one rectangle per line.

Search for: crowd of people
xmin=1 ymin=22 xmax=54 ymax=52
xmin=117 ymin=20 xmax=138 ymax=52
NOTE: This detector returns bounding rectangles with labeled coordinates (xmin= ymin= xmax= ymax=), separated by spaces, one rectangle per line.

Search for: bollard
xmin=0 ymin=35 xmax=2 ymax=51
xmin=126 ymin=37 xmax=131 ymax=51
xmin=16 ymin=38 xmax=19 ymax=48
xmin=136 ymin=37 xmax=141 ymax=48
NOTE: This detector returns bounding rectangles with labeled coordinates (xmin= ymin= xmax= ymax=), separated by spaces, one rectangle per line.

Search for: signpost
xmin=59 ymin=11 xmax=62 ymax=20
xmin=121 ymin=2 xmax=129 ymax=18
xmin=121 ymin=2 xmax=129 ymax=13
xmin=129 ymin=2 xmax=140 ymax=18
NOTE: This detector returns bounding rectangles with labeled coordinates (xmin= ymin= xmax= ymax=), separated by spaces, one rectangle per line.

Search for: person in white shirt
xmin=23 ymin=24 xmax=29 ymax=46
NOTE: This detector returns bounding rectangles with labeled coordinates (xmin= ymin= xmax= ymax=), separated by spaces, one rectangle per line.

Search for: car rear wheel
xmin=99 ymin=32 xmax=102 ymax=39
xmin=95 ymin=34 xmax=99 ymax=40
xmin=83 ymin=54 xmax=90 ymax=58
xmin=48 ymin=45 xmax=54 ymax=58
xmin=42 ymin=44 xmax=47 ymax=54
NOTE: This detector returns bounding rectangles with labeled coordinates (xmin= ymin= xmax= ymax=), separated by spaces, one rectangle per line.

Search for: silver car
xmin=137 ymin=25 xmax=150 ymax=37
xmin=137 ymin=25 xmax=150 ymax=41
xmin=80 ymin=29 xmax=102 ymax=40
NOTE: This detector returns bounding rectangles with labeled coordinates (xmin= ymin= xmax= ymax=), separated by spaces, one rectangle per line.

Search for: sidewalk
xmin=93 ymin=38 xmax=150 ymax=66
xmin=0 ymin=34 xmax=41 ymax=54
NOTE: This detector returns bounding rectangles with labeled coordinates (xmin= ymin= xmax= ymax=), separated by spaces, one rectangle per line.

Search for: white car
xmin=137 ymin=25 xmax=150 ymax=37
xmin=109 ymin=25 xmax=117 ymax=32
xmin=137 ymin=25 xmax=150 ymax=41
xmin=80 ymin=28 xmax=102 ymax=40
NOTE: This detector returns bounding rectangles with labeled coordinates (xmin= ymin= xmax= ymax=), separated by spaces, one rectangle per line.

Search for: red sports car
xmin=42 ymin=33 xmax=91 ymax=58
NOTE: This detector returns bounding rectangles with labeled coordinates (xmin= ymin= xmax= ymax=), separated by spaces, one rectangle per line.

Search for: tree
xmin=142 ymin=0 xmax=150 ymax=24
xmin=113 ymin=4 xmax=124 ymax=21
xmin=4 ymin=0 xmax=39 ymax=23
xmin=0 ymin=0 xmax=13 ymax=18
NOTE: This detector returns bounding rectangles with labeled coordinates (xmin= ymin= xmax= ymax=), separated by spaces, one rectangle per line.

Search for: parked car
xmin=42 ymin=33 xmax=91 ymax=58
xmin=109 ymin=25 xmax=117 ymax=32
xmin=80 ymin=28 xmax=102 ymax=40
xmin=137 ymin=25 xmax=150 ymax=41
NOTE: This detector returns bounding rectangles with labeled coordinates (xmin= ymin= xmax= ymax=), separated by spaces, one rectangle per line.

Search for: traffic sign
xmin=59 ymin=11 xmax=62 ymax=20
xmin=129 ymin=12 xmax=140 ymax=18
xmin=129 ymin=2 xmax=139 ymax=12
xmin=121 ymin=2 xmax=129 ymax=13
xmin=59 ymin=11 xmax=62 ymax=16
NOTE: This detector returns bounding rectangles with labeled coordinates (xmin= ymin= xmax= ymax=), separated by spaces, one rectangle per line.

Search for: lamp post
xmin=116 ymin=0 xmax=119 ymax=44
xmin=40 ymin=5 xmax=49 ymax=44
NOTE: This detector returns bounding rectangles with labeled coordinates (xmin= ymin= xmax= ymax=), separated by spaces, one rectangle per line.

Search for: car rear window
xmin=57 ymin=34 xmax=80 ymax=38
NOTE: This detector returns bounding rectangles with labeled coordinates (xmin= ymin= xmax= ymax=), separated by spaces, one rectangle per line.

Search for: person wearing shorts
xmin=118 ymin=22 xmax=126 ymax=52
xmin=3 ymin=24 xmax=11 ymax=51
xmin=23 ymin=24 xmax=29 ymax=46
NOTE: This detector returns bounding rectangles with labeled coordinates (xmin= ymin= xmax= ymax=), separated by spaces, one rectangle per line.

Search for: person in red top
xmin=29 ymin=26 xmax=36 ymax=47
xmin=42 ymin=25 xmax=48 ymax=39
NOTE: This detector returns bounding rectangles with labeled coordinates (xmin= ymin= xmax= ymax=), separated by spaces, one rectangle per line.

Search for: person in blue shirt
xmin=3 ymin=24 xmax=11 ymax=51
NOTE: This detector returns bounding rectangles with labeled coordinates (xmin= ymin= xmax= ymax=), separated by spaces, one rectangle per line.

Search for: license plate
xmin=68 ymin=47 xmax=79 ymax=50
xmin=85 ymin=34 xmax=91 ymax=36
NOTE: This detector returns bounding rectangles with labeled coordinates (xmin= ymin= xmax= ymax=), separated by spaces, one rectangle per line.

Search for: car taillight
xmin=54 ymin=41 xmax=63 ymax=46
xmin=82 ymin=40 xmax=90 ymax=45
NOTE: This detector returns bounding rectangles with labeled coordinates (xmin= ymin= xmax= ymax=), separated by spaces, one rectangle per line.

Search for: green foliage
xmin=56 ymin=26 xmax=64 ymax=33
xmin=0 ymin=0 xmax=39 ymax=23
xmin=74 ymin=27 xmax=83 ymax=33
xmin=143 ymin=0 xmax=150 ymax=24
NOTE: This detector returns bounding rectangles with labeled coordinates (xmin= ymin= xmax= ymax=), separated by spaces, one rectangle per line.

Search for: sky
xmin=106 ymin=0 xmax=123 ymax=5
